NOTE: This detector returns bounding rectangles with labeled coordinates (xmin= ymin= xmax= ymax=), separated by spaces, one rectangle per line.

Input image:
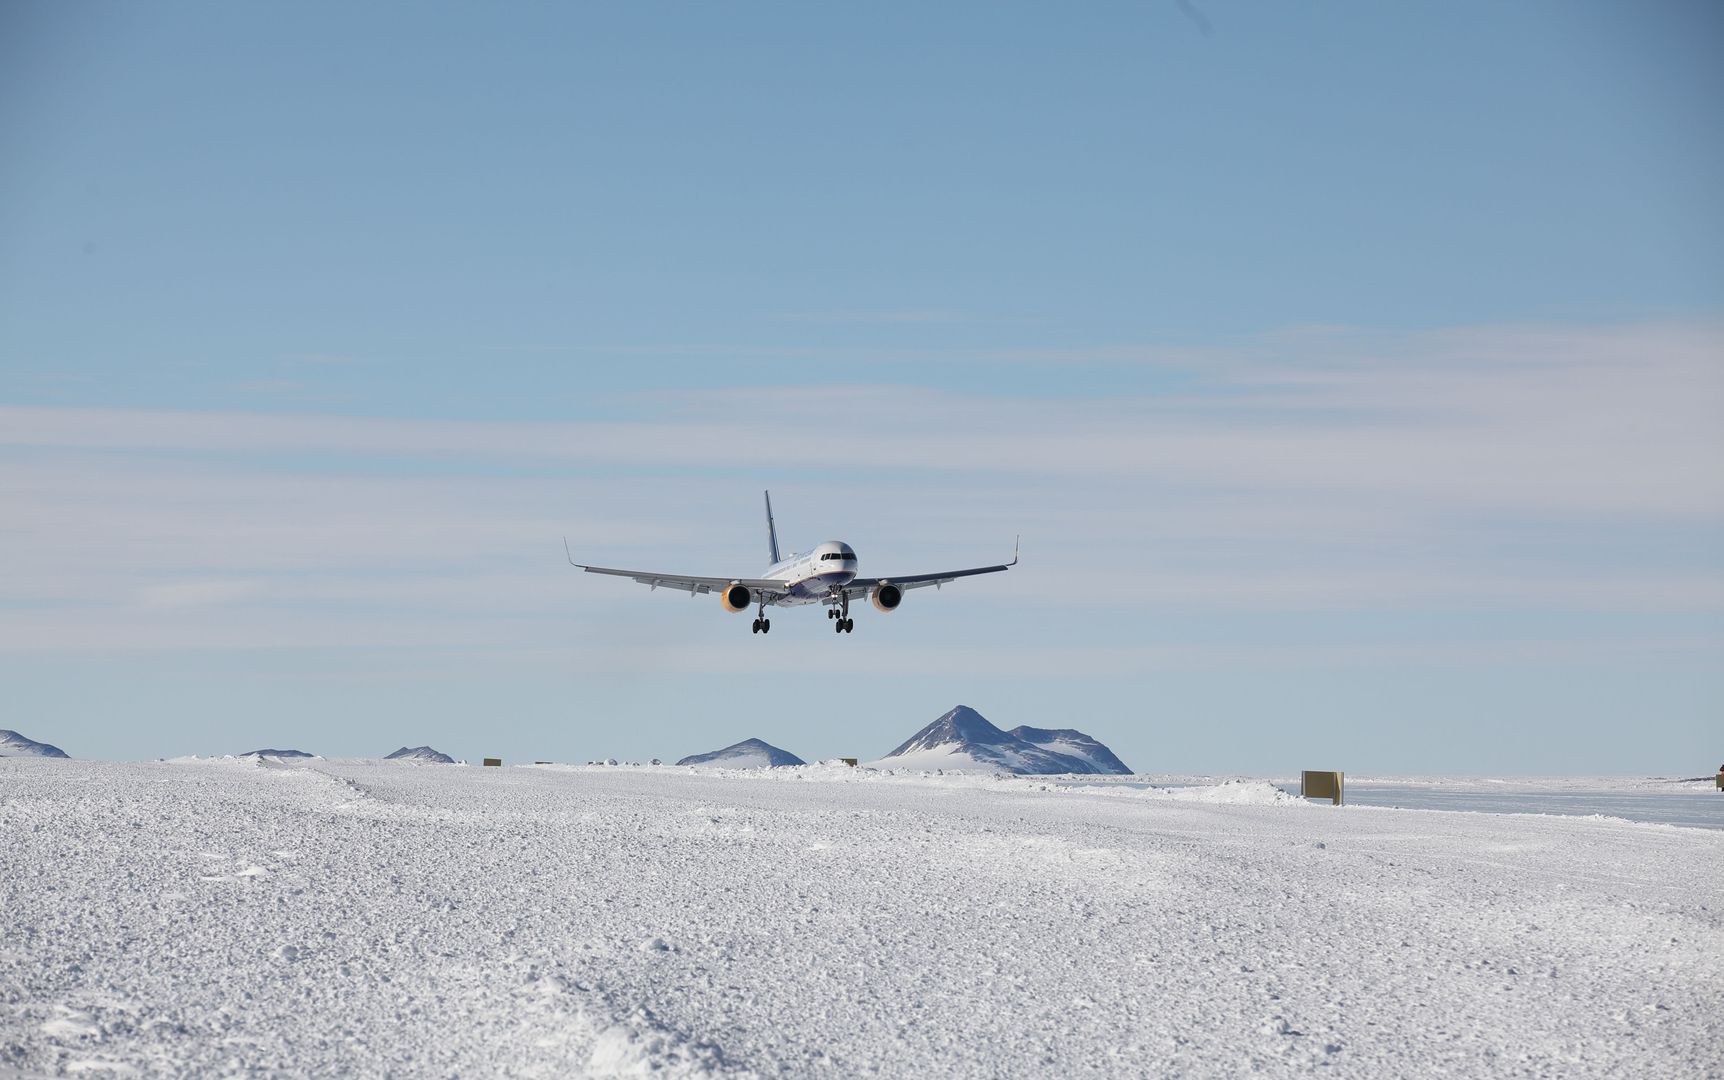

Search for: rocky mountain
xmin=0 ymin=729 xmax=70 ymax=758
xmin=677 ymin=738 xmax=806 ymax=768
xmin=873 ymin=706 xmax=1128 ymax=775
xmin=1008 ymin=726 xmax=1131 ymax=774
xmin=242 ymin=748 xmax=315 ymax=759
xmin=385 ymin=746 xmax=455 ymax=764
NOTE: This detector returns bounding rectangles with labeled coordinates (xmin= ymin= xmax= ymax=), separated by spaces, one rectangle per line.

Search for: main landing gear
xmin=827 ymin=597 xmax=854 ymax=634
xmin=752 ymin=599 xmax=771 ymax=634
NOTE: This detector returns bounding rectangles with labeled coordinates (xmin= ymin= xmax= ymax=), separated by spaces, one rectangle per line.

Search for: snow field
xmin=2 ymin=757 xmax=1722 ymax=1078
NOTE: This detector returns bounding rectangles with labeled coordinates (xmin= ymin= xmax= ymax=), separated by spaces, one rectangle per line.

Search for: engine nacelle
xmin=870 ymin=583 xmax=903 ymax=613
xmin=720 ymin=583 xmax=752 ymax=613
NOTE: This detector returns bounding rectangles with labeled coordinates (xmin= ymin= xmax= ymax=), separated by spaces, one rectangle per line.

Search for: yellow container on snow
xmin=1301 ymin=770 xmax=1344 ymax=805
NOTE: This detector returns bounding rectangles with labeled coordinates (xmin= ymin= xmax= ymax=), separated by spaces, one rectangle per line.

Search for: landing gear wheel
xmin=752 ymin=619 xmax=761 ymax=634
xmin=833 ymin=619 xmax=843 ymax=634
xmin=761 ymin=619 xmax=771 ymax=633
xmin=844 ymin=618 xmax=854 ymax=633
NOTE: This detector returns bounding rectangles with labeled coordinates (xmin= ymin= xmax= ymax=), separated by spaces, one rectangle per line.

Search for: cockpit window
xmin=821 ymin=551 xmax=856 ymax=561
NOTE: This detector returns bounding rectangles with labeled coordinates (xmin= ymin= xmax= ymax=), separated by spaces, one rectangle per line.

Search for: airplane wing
xmin=838 ymin=540 xmax=1019 ymax=601
xmin=565 ymin=541 xmax=785 ymax=599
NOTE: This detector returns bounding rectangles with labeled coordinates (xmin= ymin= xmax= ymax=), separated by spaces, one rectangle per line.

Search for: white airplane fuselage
xmin=760 ymin=541 xmax=857 ymax=606
xmin=565 ymin=490 xmax=1014 ymax=634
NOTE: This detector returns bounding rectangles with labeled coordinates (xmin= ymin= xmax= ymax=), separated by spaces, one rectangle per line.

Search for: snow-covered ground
xmin=3 ymin=759 xmax=1721 ymax=1078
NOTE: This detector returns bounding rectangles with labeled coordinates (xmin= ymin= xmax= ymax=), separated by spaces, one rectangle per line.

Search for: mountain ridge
xmin=0 ymin=729 xmax=70 ymax=759
xmin=677 ymin=738 xmax=806 ymax=768
xmin=876 ymin=706 xmax=1129 ymax=775
xmin=1007 ymin=725 xmax=1132 ymax=774
xmin=385 ymin=746 xmax=455 ymax=764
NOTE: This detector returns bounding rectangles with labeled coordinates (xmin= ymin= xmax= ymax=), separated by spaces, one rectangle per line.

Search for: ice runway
xmin=3 ymin=758 xmax=1721 ymax=1078
xmin=1062 ymin=774 xmax=1724 ymax=830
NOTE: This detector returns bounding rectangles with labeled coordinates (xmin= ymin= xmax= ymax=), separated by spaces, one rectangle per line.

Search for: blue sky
xmin=3 ymin=2 xmax=1720 ymax=772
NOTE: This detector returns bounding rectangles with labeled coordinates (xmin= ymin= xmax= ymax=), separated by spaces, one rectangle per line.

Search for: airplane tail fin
xmin=764 ymin=490 xmax=782 ymax=564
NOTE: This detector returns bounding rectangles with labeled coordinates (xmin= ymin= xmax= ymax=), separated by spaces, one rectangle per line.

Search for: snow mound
xmin=677 ymin=738 xmax=806 ymax=768
xmin=1155 ymin=780 xmax=1299 ymax=805
xmin=0 ymin=729 xmax=69 ymax=758
xmin=1031 ymin=778 xmax=1302 ymax=805
xmin=385 ymin=745 xmax=455 ymax=764
xmin=873 ymin=706 xmax=1122 ymax=775
xmin=242 ymin=749 xmax=316 ymax=759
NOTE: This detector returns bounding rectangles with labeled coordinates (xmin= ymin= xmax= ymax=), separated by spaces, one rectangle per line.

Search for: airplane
xmin=564 ymin=491 xmax=1017 ymax=634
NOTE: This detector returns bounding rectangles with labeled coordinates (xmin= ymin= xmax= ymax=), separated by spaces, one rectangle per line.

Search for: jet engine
xmin=870 ymin=583 xmax=903 ymax=613
xmin=721 ymin=583 xmax=752 ymax=613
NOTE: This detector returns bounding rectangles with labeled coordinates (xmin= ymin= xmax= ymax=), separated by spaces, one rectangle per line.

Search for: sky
xmin=2 ymin=1 xmax=1720 ymax=773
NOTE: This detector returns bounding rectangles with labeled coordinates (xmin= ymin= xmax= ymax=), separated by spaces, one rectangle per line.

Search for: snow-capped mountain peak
xmin=677 ymin=738 xmax=806 ymax=768
xmin=886 ymin=705 xmax=1012 ymax=756
xmin=0 ymin=729 xmax=70 ymax=758
xmin=874 ymin=707 xmax=1128 ymax=775
xmin=384 ymin=746 xmax=455 ymax=764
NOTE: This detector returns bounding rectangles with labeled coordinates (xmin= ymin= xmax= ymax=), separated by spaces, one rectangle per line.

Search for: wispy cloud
xmin=769 ymin=308 xmax=978 ymax=325
xmin=282 ymin=352 xmax=381 ymax=367
xmin=136 ymin=579 xmax=267 ymax=609
xmin=6 ymin=320 xmax=1720 ymax=517
xmin=765 ymin=308 xmax=1046 ymax=327
xmin=2 ymin=319 xmax=1719 ymax=658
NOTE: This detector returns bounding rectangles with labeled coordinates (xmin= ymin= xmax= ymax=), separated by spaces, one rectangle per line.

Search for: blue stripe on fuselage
xmin=787 ymin=569 xmax=855 ymax=600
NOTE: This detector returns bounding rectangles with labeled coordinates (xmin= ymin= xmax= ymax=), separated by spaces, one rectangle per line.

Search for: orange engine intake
xmin=721 ymin=583 xmax=753 ymax=613
xmin=870 ymin=583 xmax=902 ymax=612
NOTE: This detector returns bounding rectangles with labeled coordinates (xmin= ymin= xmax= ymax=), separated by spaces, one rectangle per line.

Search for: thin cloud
xmin=5 ymin=320 xmax=1719 ymax=517
xmin=136 ymin=579 xmax=267 ymax=609
xmin=770 ymin=308 xmax=977 ymax=325
xmin=1176 ymin=0 xmax=1214 ymax=37
xmin=2 ymin=319 xmax=1719 ymax=657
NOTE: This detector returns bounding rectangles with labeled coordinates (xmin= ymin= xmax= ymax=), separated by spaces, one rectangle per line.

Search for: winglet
xmin=1009 ymin=535 xmax=1019 ymax=566
xmin=563 ymin=536 xmax=581 ymax=568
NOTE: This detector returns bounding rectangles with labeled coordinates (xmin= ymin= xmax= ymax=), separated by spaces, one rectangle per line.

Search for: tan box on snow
xmin=1301 ymin=770 xmax=1344 ymax=805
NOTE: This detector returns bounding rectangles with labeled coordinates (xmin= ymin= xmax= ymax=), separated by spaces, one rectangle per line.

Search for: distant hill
xmin=242 ymin=749 xmax=315 ymax=759
xmin=0 ymin=729 xmax=70 ymax=759
xmin=1008 ymin=726 xmax=1131 ymax=774
xmin=385 ymin=746 xmax=455 ymax=764
xmin=677 ymin=738 xmax=806 ymax=768
xmin=872 ymin=706 xmax=1128 ymax=775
